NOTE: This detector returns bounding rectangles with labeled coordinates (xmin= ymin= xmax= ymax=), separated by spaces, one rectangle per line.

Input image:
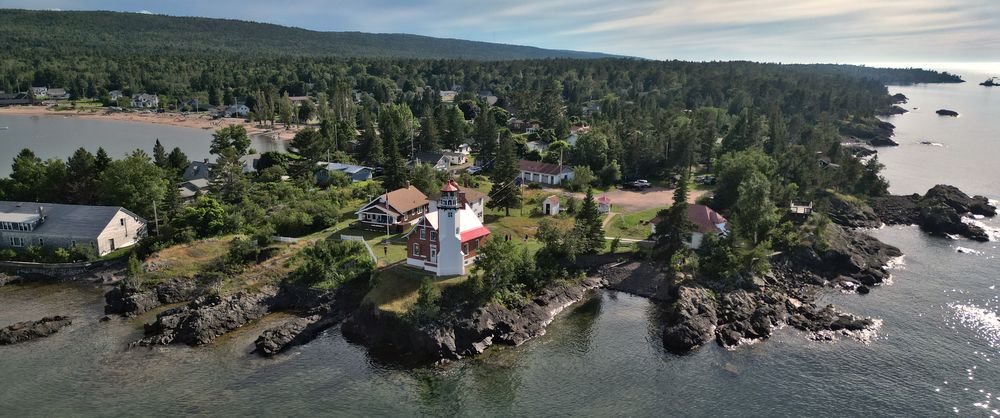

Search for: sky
xmin=3 ymin=0 xmax=1000 ymax=63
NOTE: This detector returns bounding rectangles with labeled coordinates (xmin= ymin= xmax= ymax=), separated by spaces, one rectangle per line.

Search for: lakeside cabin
xmin=316 ymin=162 xmax=373 ymax=183
xmin=355 ymin=185 xmax=429 ymax=232
xmin=405 ymin=180 xmax=491 ymax=276
xmin=652 ymin=204 xmax=728 ymax=249
xmin=0 ymin=201 xmax=147 ymax=256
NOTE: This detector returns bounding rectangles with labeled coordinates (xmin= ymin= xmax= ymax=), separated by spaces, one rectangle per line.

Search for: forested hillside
xmin=0 ymin=9 xmax=614 ymax=61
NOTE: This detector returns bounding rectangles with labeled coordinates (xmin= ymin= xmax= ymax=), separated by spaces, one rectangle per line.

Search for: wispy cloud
xmin=1 ymin=0 xmax=998 ymax=62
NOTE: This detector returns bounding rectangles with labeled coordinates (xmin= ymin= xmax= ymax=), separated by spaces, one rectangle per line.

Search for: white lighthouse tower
xmin=436 ymin=180 xmax=465 ymax=276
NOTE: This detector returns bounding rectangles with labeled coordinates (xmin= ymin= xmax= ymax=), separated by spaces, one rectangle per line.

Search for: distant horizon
xmin=1 ymin=0 xmax=999 ymax=64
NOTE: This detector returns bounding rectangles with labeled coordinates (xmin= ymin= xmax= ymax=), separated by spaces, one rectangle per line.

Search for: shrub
xmin=287 ymin=240 xmax=374 ymax=290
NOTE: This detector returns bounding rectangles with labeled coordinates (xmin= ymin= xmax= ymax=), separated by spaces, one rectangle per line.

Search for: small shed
xmin=597 ymin=196 xmax=612 ymax=213
xmin=543 ymin=195 xmax=561 ymax=216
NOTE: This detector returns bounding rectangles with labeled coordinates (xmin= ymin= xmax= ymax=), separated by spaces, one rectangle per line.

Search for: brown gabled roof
xmin=687 ymin=204 xmax=727 ymax=234
xmin=385 ymin=186 xmax=429 ymax=213
xmin=518 ymin=160 xmax=568 ymax=176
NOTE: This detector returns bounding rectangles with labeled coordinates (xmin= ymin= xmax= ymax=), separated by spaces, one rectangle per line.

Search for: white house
xmin=409 ymin=151 xmax=451 ymax=172
xmin=653 ymin=204 xmax=728 ymax=249
xmin=109 ymin=90 xmax=124 ymax=101
xmin=224 ymin=104 xmax=250 ymax=117
xmin=131 ymin=93 xmax=159 ymax=108
xmin=518 ymin=160 xmax=575 ymax=186
xmin=406 ymin=180 xmax=491 ymax=276
xmin=30 ymin=86 xmax=48 ymax=97
xmin=0 ymin=201 xmax=147 ymax=256
xmin=542 ymin=195 xmax=561 ymax=216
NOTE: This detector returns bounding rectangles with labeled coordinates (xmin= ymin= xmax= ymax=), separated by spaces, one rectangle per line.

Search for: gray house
xmin=316 ymin=162 xmax=373 ymax=183
xmin=0 ymin=202 xmax=147 ymax=256
xmin=408 ymin=151 xmax=450 ymax=171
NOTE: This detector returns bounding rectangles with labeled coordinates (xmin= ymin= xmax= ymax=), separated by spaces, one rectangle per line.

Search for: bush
xmin=287 ymin=240 xmax=374 ymax=290
xmin=407 ymin=277 xmax=441 ymax=323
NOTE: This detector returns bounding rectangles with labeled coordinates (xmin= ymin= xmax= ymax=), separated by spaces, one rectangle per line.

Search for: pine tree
xmin=654 ymin=170 xmax=693 ymax=257
xmin=487 ymin=137 xmax=521 ymax=216
xmin=574 ymin=188 xmax=605 ymax=253
xmin=416 ymin=110 xmax=439 ymax=151
xmin=473 ymin=107 xmax=498 ymax=163
xmin=359 ymin=111 xmax=384 ymax=167
xmin=167 ymin=147 xmax=189 ymax=176
xmin=152 ymin=139 xmax=167 ymax=168
xmin=94 ymin=147 xmax=111 ymax=173
xmin=382 ymin=139 xmax=408 ymax=191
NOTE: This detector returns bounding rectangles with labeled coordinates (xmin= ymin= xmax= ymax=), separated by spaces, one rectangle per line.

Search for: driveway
xmin=549 ymin=186 xmax=708 ymax=213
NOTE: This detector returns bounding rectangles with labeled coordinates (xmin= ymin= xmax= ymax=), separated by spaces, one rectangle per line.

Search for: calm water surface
xmin=1 ymin=65 xmax=999 ymax=417
xmin=0 ymin=114 xmax=284 ymax=176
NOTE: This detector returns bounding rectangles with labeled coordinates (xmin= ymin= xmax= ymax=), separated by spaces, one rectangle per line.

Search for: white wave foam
xmin=963 ymin=217 xmax=1000 ymax=242
xmin=956 ymin=247 xmax=983 ymax=255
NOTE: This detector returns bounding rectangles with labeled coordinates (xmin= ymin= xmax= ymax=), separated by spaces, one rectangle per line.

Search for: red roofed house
xmin=355 ymin=184 xmax=429 ymax=232
xmin=652 ymin=204 xmax=728 ymax=249
xmin=518 ymin=160 xmax=575 ymax=186
xmin=406 ymin=180 xmax=491 ymax=276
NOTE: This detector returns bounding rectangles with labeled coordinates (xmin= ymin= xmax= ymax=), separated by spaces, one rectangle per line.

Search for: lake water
xmin=0 ymin=114 xmax=285 ymax=176
xmin=1 ymin=65 xmax=999 ymax=417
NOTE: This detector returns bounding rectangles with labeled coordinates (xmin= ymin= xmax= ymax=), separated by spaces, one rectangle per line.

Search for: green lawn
xmin=363 ymin=264 xmax=467 ymax=314
xmin=605 ymin=206 xmax=665 ymax=240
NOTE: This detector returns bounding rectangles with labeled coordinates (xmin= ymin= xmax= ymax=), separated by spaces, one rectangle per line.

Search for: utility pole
xmin=152 ymin=199 xmax=159 ymax=236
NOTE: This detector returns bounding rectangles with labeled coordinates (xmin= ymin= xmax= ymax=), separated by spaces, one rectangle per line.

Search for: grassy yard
xmin=604 ymin=206 xmax=665 ymax=240
xmin=330 ymin=226 xmax=408 ymax=267
xmin=363 ymin=264 xmax=467 ymax=314
xmin=142 ymin=236 xmax=235 ymax=285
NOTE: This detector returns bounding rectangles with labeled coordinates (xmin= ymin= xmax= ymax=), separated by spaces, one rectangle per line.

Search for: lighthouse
xmin=436 ymin=180 xmax=465 ymax=276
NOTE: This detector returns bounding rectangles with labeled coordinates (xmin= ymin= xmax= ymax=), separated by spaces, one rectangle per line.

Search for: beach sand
xmin=0 ymin=105 xmax=301 ymax=141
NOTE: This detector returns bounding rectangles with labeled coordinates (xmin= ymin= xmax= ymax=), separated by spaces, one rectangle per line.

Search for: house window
xmin=430 ymin=231 xmax=437 ymax=241
xmin=430 ymin=245 xmax=437 ymax=260
xmin=9 ymin=237 xmax=24 ymax=247
xmin=38 ymin=238 xmax=43 ymax=246
xmin=412 ymin=243 xmax=420 ymax=257
xmin=419 ymin=228 xmax=426 ymax=240
xmin=109 ymin=238 xmax=116 ymax=251
xmin=463 ymin=243 xmax=470 ymax=254
xmin=120 ymin=218 xmax=125 ymax=226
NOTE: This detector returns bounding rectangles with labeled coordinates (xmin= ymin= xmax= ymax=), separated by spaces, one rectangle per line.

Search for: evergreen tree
xmin=416 ymin=110 xmax=439 ymax=151
xmin=441 ymin=105 xmax=466 ymax=151
xmin=66 ymin=147 xmax=97 ymax=204
xmin=574 ymin=188 xmax=605 ymax=253
xmin=733 ymin=171 xmax=778 ymax=245
xmin=473 ymin=107 xmax=498 ymax=162
xmin=208 ymin=87 xmax=220 ymax=106
xmin=167 ymin=147 xmax=189 ymax=176
xmin=95 ymin=147 xmax=111 ymax=173
xmin=382 ymin=139 xmax=408 ymax=191
xmin=210 ymin=124 xmax=251 ymax=156
xmin=654 ymin=171 xmax=693 ymax=258
xmin=358 ymin=111 xmax=384 ymax=167
xmin=487 ymin=137 xmax=521 ymax=216
xmin=152 ymin=139 xmax=167 ymax=168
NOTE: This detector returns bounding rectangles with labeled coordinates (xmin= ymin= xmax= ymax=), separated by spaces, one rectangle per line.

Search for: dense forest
xmin=0 ymin=9 xmax=616 ymax=61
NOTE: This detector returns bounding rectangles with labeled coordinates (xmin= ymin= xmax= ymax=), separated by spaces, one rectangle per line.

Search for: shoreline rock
xmin=936 ymin=109 xmax=959 ymax=117
xmin=104 ymin=278 xmax=200 ymax=317
xmin=870 ymin=185 xmax=996 ymax=241
xmin=133 ymin=287 xmax=278 ymax=347
xmin=342 ymin=277 xmax=605 ymax=363
xmin=0 ymin=316 xmax=73 ymax=345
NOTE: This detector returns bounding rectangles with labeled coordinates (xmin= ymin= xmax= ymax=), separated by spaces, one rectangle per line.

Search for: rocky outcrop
xmin=821 ymin=191 xmax=882 ymax=229
xmin=891 ymin=93 xmax=909 ymax=104
xmin=254 ymin=315 xmax=320 ymax=356
xmin=600 ymin=262 xmax=672 ymax=300
xmin=936 ymin=109 xmax=959 ymax=117
xmin=0 ymin=316 xmax=72 ymax=345
xmin=104 ymin=278 xmax=200 ymax=317
xmin=870 ymin=185 xmax=996 ymax=241
xmin=134 ymin=287 xmax=277 ymax=347
xmin=342 ymin=277 xmax=605 ymax=363
xmin=714 ymin=290 xmax=784 ymax=347
xmin=876 ymin=105 xmax=908 ymax=116
xmin=661 ymin=286 xmax=718 ymax=353
xmin=777 ymin=224 xmax=902 ymax=290
xmin=788 ymin=304 xmax=879 ymax=342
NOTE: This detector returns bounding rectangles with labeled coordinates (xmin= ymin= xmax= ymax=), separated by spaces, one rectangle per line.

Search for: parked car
xmin=622 ymin=179 xmax=652 ymax=190
xmin=466 ymin=166 xmax=483 ymax=175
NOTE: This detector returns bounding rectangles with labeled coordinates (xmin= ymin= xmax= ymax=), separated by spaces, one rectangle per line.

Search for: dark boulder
xmin=134 ymin=287 xmax=277 ymax=347
xmin=254 ymin=316 xmax=319 ymax=356
xmin=0 ymin=316 xmax=72 ymax=345
xmin=662 ymin=286 xmax=718 ymax=353
xmin=821 ymin=191 xmax=882 ymax=229
xmin=936 ymin=109 xmax=959 ymax=117
xmin=876 ymin=105 xmax=908 ymax=116
xmin=919 ymin=203 xmax=989 ymax=241
xmin=105 ymin=278 xmax=200 ymax=317
xmin=868 ymin=137 xmax=899 ymax=147
xmin=924 ymin=185 xmax=996 ymax=217
xmin=870 ymin=185 xmax=996 ymax=241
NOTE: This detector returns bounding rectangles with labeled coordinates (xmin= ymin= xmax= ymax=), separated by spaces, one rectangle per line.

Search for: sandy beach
xmin=0 ymin=105 xmax=301 ymax=141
